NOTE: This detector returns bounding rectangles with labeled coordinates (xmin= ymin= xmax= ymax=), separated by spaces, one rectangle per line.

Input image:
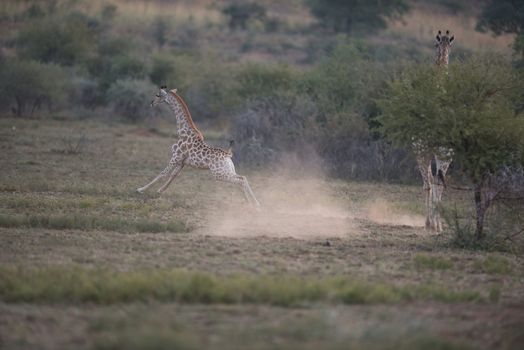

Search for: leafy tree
xmin=0 ymin=59 xmax=70 ymax=116
xmin=152 ymin=16 xmax=172 ymax=48
xmin=234 ymin=63 xmax=295 ymax=100
xmin=222 ymin=3 xmax=266 ymax=30
xmin=379 ymin=54 xmax=524 ymax=240
xmin=476 ymin=0 xmax=524 ymax=65
xmin=16 ymin=12 xmax=99 ymax=66
xmin=87 ymin=37 xmax=147 ymax=92
xmin=305 ymin=0 xmax=409 ymax=35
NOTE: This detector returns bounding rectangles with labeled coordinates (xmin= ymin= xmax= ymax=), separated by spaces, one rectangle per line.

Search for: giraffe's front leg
xmin=157 ymin=163 xmax=184 ymax=193
xmin=137 ymin=161 xmax=175 ymax=193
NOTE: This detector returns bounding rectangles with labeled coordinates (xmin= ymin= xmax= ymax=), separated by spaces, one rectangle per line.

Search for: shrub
xmin=99 ymin=54 xmax=147 ymax=91
xmin=149 ymin=53 xmax=192 ymax=91
xmin=234 ymin=63 xmax=296 ymax=100
xmin=69 ymin=76 xmax=103 ymax=109
xmin=298 ymin=42 xmax=418 ymax=181
xmin=222 ymin=3 xmax=267 ymax=30
xmin=16 ymin=12 xmax=99 ymax=66
xmin=185 ymin=66 xmax=238 ymax=121
xmin=233 ymin=93 xmax=319 ymax=166
xmin=151 ymin=16 xmax=172 ymax=48
xmin=107 ymin=79 xmax=158 ymax=121
xmin=87 ymin=37 xmax=148 ymax=92
xmin=442 ymin=207 xmax=522 ymax=252
xmin=477 ymin=256 xmax=511 ymax=274
xmin=150 ymin=52 xmax=239 ymax=121
xmin=413 ymin=254 xmax=454 ymax=270
xmin=0 ymin=59 xmax=70 ymax=116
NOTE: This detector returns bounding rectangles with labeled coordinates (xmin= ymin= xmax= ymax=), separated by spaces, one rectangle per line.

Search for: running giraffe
xmin=414 ymin=30 xmax=454 ymax=232
xmin=137 ymin=87 xmax=260 ymax=207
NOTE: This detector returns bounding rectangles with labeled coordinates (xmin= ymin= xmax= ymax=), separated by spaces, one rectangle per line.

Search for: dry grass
xmin=0 ymin=116 xmax=523 ymax=350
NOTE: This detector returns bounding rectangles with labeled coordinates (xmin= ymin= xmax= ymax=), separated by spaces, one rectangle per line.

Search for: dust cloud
xmin=363 ymin=198 xmax=425 ymax=227
xmin=201 ymin=155 xmax=424 ymax=238
xmin=203 ymin=175 xmax=355 ymax=238
xmin=199 ymin=140 xmax=366 ymax=240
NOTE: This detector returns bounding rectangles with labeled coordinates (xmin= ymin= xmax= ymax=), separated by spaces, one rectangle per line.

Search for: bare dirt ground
xmin=1 ymin=117 xmax=523 ymax=349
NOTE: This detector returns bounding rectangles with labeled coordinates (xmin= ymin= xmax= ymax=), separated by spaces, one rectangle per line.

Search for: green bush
xmin=0 ymin=59 xmax=70 ymax=116
xmin=299 ymin=42 xmax=417 ymax=180
xmin=233 ymin=93 xmax=318 ymax=166
xmin=87 ymin=37 xmax=148 ymax=92
xmin=107 ymin=78 xmax=158 ymax=121
xmin=150 ymin=52 xmax=241 ymax=120
xmin=69 ymin=76 xmax=103 ymax=109
xmin=413 ymin=254 xmax=454 ymax=270
xmin=149 ymin=53 xmax=191 ymax=91
xmin=151 ymin=16 xmax=173 ymax=48
xmin=222 ymin=3 xmax=267 ymax=30
xmin=477 ymin=256 xmax=511 ymax=274
xmin=16 ymin=12 xmax=99 ymax=66
xmin=234 ymin=63 xmax=296 ymax=100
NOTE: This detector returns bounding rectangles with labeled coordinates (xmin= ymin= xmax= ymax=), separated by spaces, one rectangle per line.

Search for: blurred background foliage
xmin=0 ymin=0 xmax=521 ymax=182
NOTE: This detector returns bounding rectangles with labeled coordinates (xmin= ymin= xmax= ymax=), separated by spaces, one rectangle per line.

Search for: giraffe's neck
xmin=165 ymin=92 xmax=203 ymax=140
xmin=435 ymin=46 xmax=449 ymax=67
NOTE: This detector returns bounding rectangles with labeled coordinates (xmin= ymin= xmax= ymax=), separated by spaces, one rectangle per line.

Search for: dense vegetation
xmin=379 ymin=54 xmax=524 ymax=240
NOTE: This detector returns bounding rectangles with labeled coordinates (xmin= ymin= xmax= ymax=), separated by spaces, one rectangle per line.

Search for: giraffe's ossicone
xmin=137 ymin=87 xmax=260 ymax=208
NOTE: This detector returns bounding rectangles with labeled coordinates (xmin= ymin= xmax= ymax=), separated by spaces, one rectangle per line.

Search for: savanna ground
xmin=1 ymin=116 xmax=523 ymax=350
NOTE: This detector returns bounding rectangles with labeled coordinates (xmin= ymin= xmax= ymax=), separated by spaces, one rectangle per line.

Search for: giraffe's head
xmin=435 ymin=30 xmax=454 ymax=66
xmin=150 ymin=86 xmax=174 ymax=107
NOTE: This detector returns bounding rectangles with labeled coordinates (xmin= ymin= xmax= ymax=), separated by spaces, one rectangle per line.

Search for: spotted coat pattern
xmin=137 ymin=88 xmax=260 ymax=207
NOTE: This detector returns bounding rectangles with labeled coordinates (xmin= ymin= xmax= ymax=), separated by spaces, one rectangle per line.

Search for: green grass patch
xmin=0 ymin=214 xmax=188 ymax=233
xmin=0 ymin=267 xmax=484 ymax=305
xmin=474 ymin=255 xmax=512 ymax=275
xmin=413 ymin=254 xmax=454 ymax=270
xmin=91 ymin=319 xmax=471 ymax=350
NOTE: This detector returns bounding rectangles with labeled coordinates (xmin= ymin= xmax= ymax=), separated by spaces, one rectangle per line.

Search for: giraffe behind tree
xmin=137 ymin=87 xmax=260 ymax=208
xmin=414 ymin=30 xmax=454 ymax=232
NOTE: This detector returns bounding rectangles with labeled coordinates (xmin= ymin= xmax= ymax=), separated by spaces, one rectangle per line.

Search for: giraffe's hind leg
xmin=212 ymin=159 xmax=260 ymax=207
xmin=222 ymin=174 xmax=260 ymax=207
xmin=137 ymin=160 xmax=176 ymax=193
xmin=157 ymin=163 xmax=184 ymax=193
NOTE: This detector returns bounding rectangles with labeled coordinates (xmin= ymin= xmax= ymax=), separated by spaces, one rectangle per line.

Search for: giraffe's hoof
xmin=136 ymin=188 xmax=145 ymax=194
xmin=157 ymin=188 xmax=165 ymax=194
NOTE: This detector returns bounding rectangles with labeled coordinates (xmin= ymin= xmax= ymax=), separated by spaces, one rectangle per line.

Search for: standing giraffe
xmin=137 ymin=87 xmax=260 ymax=207
xmin=414 ymin=30 xmax=454 ymax=232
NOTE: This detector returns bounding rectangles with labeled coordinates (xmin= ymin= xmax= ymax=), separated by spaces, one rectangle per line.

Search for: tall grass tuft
xmin=413 ymin=254 xmax=454 ymax=270
xmin=0 ymin=267 xmax=484 ymax=305
xmin=0 ymin=214 xmax=188 ymax=233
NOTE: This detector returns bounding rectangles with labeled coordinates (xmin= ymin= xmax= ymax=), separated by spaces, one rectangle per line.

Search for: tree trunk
xmin=15 ymin=96 xmax=24 ymax=117
xmin=474 ymin=183 xmax=486 ymax=240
